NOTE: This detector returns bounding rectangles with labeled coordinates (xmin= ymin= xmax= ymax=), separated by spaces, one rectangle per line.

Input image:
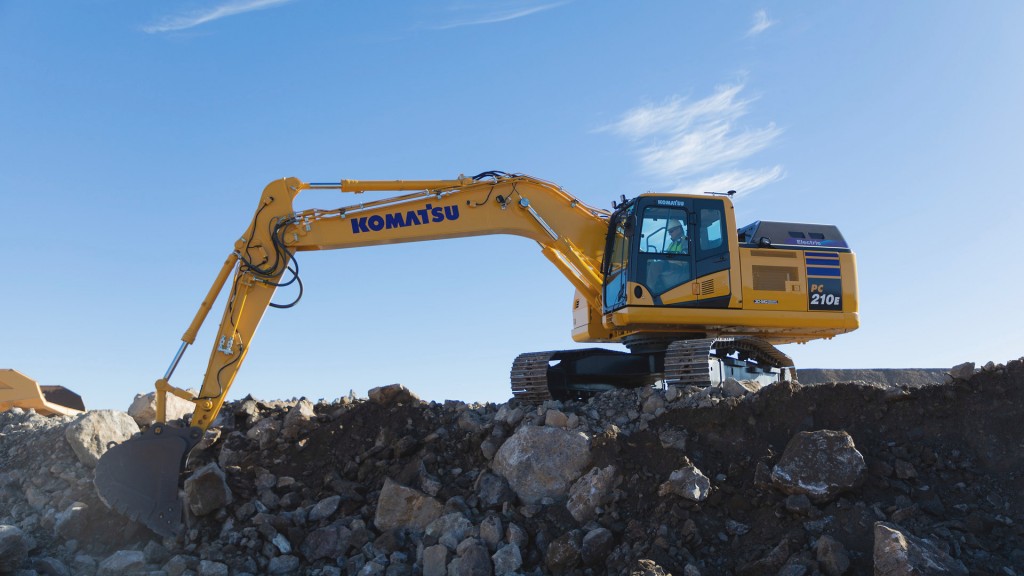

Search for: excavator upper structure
xmin=95 ymin=171 xmax=859 ymax=536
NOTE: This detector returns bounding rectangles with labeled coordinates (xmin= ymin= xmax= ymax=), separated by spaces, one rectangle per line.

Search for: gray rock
xmin=374 ymin=478 xmax=443 ymax=532
xmin=72 ymin=554 xmax=98 ymax=576
xmin=308 ymin=495 xmax=342 ymax=523
xmin=451 ymin=540 xmax=492 ymax=576
xmin=96 ymin=550 xmax=146 ymax=576
xmin=64 ymin=410 xmax=139 ymax=468
xmin=300 ymin=521 xmax=352 ymax=562
xmin=491 ymin=425 xmax=591 ymax=504
xmin=246 ymin=417 xmax=280 ymax=450
xmin=368 ymin=384 xmax=420 ymax=407
xmin=0 ymin=525 xmax=30 ymax=573
xmin=184 ymin=462 xmax=233 ymax=516
xmin=581 ymin=527 xmax=614 ymax=565
xmin=491 ymin=543 xmax=523 ymax=576
xmin=268 ymin=554 xmax=301 ymax=575
xmin=33 ymin=556 xmax=71 ymax=576
xmin=479 ymin=514 xmax=503 ymax=552
xmin=53 ymin=502 xmax=89 ymax=541
xmin=566 ymin=465 xmax=617 ymax=523
xmin=162 ymin=554 xmax=197 ymax=576
xmin=894 ymin=459 xmax=917 ymax=480
xmin=657 ymin=465 xmax=711 ymax=502
xmin=142 ymin=540 xmax=171 ymax=564
xmin=642 ymin=393 xmax=665 ymax=415
xmin=127 ymin=389 xmax=197 ymax=427
xmin=546 ymin=530 xmax=582 ymax=573
xmin=494 ymin=405 xmax=524 ymax=427
xmin=425 ymin=512 xmax=473 ymax=551
xmin=721 ymin=378 xmax=762 ymax=398
xmin=544 ymin=409 xmax=569 ymax=428
xmin=631 ymin=559 xmax=670 ymax=575
xmin=771 ymin=430 xmax=866 ymax=504
xmin=358 ymin=557 xmax=387 ymax=576
xmin=197 ymin=559 xmax=230 ymax=576
xmin=814 ymin=535 xmax=850 ymax=576
xmin=948 ymin=362 xmax=975 ymax=381
xmin=474 ymin=472 xmax=514 ymax=510
xmin=658 ymin=427 xmax=687 ymax=451
xmin=422 ymin=544 xmax=448 ymax=576
xmin=505 ymin=522 xmax=528 ymax=550
xmin=873 ymin=522 xmax=967 ymax=576
xmin=282 ymin=398 xmax=316 ymax=440
xmin=272 ymin=532 xmax=292 ymax=554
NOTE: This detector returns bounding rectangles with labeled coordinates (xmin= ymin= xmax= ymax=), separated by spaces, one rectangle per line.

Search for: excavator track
xmin=663 ymin=338 xmax=718 ymax=387
xmin=664 ymin=336 xmax=795 ymax=387
xmin=510 ymin=351 xmax=558 ymax=402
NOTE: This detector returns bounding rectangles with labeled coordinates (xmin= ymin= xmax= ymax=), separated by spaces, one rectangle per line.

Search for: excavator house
xmin=95 ymin=171 xmax=859 ymax=536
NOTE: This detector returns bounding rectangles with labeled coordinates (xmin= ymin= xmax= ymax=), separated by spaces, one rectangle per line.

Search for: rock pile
xmin=1 ymin=361 xmax=1022 ymax=575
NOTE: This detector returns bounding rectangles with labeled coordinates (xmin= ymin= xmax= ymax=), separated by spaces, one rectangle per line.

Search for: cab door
xmin=635 ymin=199 xmax=696 ymax=305
xmin=692 ymin=198 xmax=731 ymax=307
xmin=602 ymin=208 xmax=632 ymax=313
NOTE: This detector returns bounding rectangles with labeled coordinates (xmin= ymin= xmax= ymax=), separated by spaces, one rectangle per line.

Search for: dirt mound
xmin=1 ymin=359 xmax=1022 ymax=575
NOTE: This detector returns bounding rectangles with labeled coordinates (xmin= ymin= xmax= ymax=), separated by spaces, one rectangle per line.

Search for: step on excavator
xmin=95 ymin=171 xmax=858 ymax=536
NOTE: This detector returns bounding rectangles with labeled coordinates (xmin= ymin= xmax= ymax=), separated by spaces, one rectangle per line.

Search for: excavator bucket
xmin=94 ymin=424 xmax=202 ymax=537
xmin=0 ymin=369 xmax=85 ymax=416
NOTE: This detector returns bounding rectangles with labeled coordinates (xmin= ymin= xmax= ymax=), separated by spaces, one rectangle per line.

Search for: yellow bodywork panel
xmin=0 ymin=369 xmax=84 ymax=417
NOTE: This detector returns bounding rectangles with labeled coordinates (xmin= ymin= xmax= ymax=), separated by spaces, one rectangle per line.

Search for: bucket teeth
xmin=94 ymin=424 xmax=201 ymax=538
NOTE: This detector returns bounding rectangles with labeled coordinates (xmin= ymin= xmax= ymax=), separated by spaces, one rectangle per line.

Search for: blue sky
xmin=2 ymin=1 xmax=1022 ymax=410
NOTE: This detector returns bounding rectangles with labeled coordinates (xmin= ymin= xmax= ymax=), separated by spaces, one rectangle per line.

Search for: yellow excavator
xmin=95 ymin=171 xmax=858 ymax=536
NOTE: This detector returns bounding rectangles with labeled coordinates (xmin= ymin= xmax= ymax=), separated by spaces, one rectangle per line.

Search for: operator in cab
xmin=666 ymin=219 xmax=687 ymax=254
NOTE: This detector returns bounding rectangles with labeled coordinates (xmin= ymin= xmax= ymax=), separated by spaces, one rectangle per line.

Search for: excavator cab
xmin=603 ymin=195 xmax=733 ymax=312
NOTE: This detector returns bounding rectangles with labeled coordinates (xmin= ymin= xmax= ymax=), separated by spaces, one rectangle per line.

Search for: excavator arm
xmin=95 ymin=172 xmax=611 ymax=535
xmin=189 ymin=173 xmax=610 ymax=429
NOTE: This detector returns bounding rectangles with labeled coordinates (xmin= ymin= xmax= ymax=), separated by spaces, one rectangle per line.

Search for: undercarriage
xmin=510 ymin=336 xmax=795 ymax=402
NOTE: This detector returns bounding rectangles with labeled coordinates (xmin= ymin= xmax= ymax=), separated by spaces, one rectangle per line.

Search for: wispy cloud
xmin=604 ymin=84 xmax=784 ymax=195
xmin=667 ymin=167 xmax=784 ymax=198
xmin=143 ymin=0 xmax=296 ymax=34
xmin=746 ymin=9 xmax=777 ymax=37
xmin=432 ymin=1 xmax=568 ymax=30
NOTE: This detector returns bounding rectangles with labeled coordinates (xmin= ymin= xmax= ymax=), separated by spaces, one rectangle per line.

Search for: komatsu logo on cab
xmin=351 ymin=204 xmax=460 ymax=234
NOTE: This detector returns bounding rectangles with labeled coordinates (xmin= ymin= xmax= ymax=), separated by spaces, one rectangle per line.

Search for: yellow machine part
xmin=0 ymin=369 xmax=85 ymax=417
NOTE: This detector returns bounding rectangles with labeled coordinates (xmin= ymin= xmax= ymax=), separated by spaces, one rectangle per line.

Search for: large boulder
xmin=282 ymin=398 xmax=316 ymax=440
xmin=97 ymin=550 xmax=146 ymax=576
xmin=300 ymin=521 xmax=352 ymax=562
xmin=373 ymin=478 xmax=443 ymax=532
xmin=183 ymin=462 xmax=233 ymax=516
xmin=873 ymin=522 xmax=968 ymax=575
xmin=0 ymin=525 xmax=30 ymax=573
xmin=368 ymin=384 xmax=420 ymax=407
xmin=64 ymin=410 xmax=140 ymax=468
xmin=771 ymin=430 xmax=866 ymax=503
xmin=657 ymin=465 xmax=711 ymax=502
xmin=127 ymin=389 xmax=197 ymax=427
xmin=566 ymin=465 xmax=618 ymax=523
xmin=491 ymin=426 xmax=592 ymax=504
